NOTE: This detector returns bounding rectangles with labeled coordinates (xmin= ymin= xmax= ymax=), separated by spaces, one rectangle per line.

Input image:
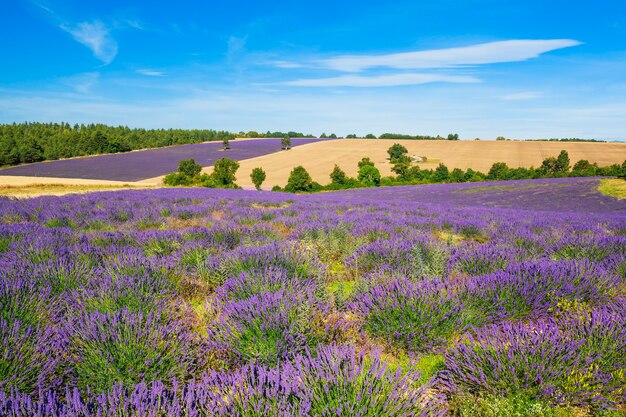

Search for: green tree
xmin=571 ymin=160 xmax=597 ymax=177
xmin=250 ymin=167 xmax=266 ymax=190
xmin=496 ymin=136 xmax=506 ymax=141
xmin=329 ymin=133 xmax=338 ymax=139
xmin=555 ymin=150 xmax=570 ymax=173
xmin=222 ymin=137 xmax=230 ymax=149
xmin=320 ymin=133 xmax=328 ymax=138
xmin=432 ymin=163 xmax=450 ymax=182
xmin=330 ymin=165 xmax=348 ymax=185
xmin=447 ymin=133 xmax=459 ymax=141
xmin=387 ymin=143 xmax=409 ymax=162
xmin=391 ymin=162 xmax=412 ymax=181
xmin=487 ymin=162 xmax=510 ymax=180
xmin=212 ymin=158 xmax=240 ymax=186
xmin=365 ymin=134 xmax=376 ymax=139
xmin=285 ymin=166 xmax=313 ymax=192
xmin=178 ymin=159 xmax=202 ymax=177
xmin=358 ymin=157 xmax=375 ymax=170
xmin=450 ymin=168 xmax=466 ymax=183
xmin=281 ymin=136 xmax=292 ymax=149
xmin=358 ymin=164 xmax=381 ymax=186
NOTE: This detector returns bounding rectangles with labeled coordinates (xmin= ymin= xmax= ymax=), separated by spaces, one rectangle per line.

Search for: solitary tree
xmin=250 ymin=167 xmax=266 ymax=190
xmin=285 ymin=166 xmax=313 ymax=192
xmin=281 ymin=136 xmax=292 ymax=150
xmin=387 ymin=143 xmax=409 ymax=162
xmin=212 ymin=158 xmax=240 ymax=186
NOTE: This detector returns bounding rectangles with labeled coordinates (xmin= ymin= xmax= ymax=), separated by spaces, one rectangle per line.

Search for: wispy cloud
xmin=136 ymin=69 xmax=166 ymax=77
xmin=299 ymin=39 xmax=582 ymax=72
xmin=60 ymin=20 xmax=118 ymax=64
xmin=60 ymin=72 xmax=100 ymax=93
xmin=502 ymin=91 xmax=543 ymax=101
xmin=281 ymin=73 xmax=480 ymax=87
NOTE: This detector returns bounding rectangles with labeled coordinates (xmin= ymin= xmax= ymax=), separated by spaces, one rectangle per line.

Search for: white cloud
xmin=61 ymin=20 xmax=118 ymax=64
xmin=270 ymin=60 xmax=304 ymax=69
xmin=315 ymin=39 xmax=581 ymax=72
xmin=136 ymin=69 xmax=166 ymax=77
xmin=60 ymin=72 xmax=100 ymax=93
xmin=502 ymin=91 xmax=543 ymax=101
xmin=281 ymin=73 xmax=480 ymax=87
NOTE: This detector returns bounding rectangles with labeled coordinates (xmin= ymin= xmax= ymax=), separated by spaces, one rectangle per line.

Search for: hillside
xmin=231 ymin=139 xmax=626 ymax=188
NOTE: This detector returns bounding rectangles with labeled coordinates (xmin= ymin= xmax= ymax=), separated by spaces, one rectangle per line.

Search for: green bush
xmin=178 ymin=159 xmax=202 ymax=177
xmin=285 ymin=166 xmax=313 ymax=192
xmin=250 ymin=167 xmax=266 ymax=190
xmin=358 ymin=164 xmax=381 ymax=186
xmin=163 ymin=172 xmax=194 ymax=186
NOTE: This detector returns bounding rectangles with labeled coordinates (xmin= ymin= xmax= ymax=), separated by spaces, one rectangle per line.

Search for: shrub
xmin=285 ymin=165 xmax=313 ymax=192
xmin=216 ymin=265 xmax=320 ymax=301
xmin=207 ymin=290 xmax=324 ymax=365
xmin=67 ymin=308 xmax=202 ymax=393
xmin=294 ymin=345 xmax=436 ymax=417
xmin=0 ymin=320 xmax=64 ymax=394
xmin=178 ymin=158 xmax=202 ymax=177
xmin=351 ymin=278 xmax=463 ymax=351
xmin=250 ymin=167 xmax=266 ymax=190
xmin=163 ymin=171 xmax=193 ymax=186
xmin=461 ymin=260 xmax=617 ymax=324
xmin=443 ymin=307 xmax=626 ymax=409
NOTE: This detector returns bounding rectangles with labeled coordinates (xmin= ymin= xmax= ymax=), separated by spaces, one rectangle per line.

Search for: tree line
xmin=0 ymin=122 xmax=235 ymax=167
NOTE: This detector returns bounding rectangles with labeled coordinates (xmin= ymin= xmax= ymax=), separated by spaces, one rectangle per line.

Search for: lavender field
xmin=0 ymin=138 xmax=324 ymax=181
xmin=0 ymin=178 xmax=625 ymax=416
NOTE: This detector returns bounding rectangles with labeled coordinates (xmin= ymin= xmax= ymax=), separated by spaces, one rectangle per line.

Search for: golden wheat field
xmin=231 ymin=139 xmax=626 ymax=189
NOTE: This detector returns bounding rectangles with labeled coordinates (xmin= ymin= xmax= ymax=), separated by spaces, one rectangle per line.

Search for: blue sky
xmin=1 ymin=0 xmax=626 ymax=139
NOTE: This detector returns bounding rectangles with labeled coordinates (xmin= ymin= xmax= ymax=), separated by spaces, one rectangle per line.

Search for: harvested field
xmin=231 ymin=139 xmax=626 ymax=188
xmin=0 ymin=138 xmax=326 ymax=182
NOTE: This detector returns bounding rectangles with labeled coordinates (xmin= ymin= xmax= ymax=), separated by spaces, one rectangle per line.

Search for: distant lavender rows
xmin=0 ymin=138 xmax=325 ymax=181
xmin=315 ymin=177 xmax=626 ymax=213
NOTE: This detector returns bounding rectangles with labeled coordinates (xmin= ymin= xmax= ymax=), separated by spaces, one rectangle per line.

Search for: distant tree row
xmin=0 ymin=122 xmax=234 ymax=167
xmin=273 ymin=147 xmax=626 ymax=193
xmin=237 ymin=131 xmax=316 ymax=138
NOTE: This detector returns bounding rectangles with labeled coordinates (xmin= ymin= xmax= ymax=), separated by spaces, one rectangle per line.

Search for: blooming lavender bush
xmin=208 ymin=290 xmax=326 ymax=365
xmin=65 ymin=308 xmax=203 ymax=393
xmin=351 ymin=278 xmax=464 ymax=352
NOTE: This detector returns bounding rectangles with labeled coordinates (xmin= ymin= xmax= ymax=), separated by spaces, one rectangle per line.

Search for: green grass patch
xmin=599 ymin=179 xmax=626 ymax=199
